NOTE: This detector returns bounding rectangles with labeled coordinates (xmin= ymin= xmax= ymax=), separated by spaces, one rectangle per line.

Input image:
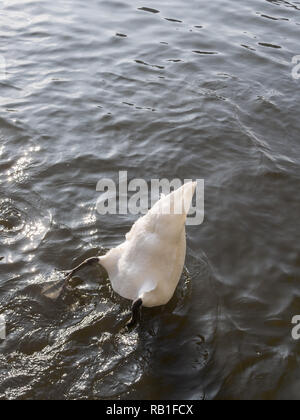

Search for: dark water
xmin=0 ymin=0 xmax=300 ymax=400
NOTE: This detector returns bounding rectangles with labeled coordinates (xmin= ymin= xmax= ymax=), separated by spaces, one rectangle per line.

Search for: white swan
xmin=65 ymin=181 xmax=197 ymax=328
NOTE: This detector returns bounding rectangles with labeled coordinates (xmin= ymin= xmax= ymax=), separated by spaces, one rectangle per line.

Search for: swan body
xmin=65 ymin=181 xmax=197 ymax=327
xmin=98 ymin=181 xmax=197 ymax=308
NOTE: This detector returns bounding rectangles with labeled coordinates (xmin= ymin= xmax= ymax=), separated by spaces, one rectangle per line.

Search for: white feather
xmin=99 ymin=181 xmax=197 ymax=307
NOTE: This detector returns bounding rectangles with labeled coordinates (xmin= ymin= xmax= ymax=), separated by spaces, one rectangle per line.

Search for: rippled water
xmin=0 ymin=0 xmax=300 ymax=400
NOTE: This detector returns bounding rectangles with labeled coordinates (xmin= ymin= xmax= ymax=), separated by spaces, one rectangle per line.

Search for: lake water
xmin=0 ymin=0 xmax=300 ymax=400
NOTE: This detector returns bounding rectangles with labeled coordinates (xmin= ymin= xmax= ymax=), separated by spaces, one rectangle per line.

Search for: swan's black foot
xmin=61 ymin=257 xmax=100 ymax=293
xmin=68 ymin=277 xmax=84 ymax=288
xmin=126 ymin=298 xmax=143 ymax=330
xmin=64 ymin=257 xmax=100 ymax=280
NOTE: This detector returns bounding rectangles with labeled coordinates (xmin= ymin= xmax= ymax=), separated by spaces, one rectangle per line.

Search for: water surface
xmin=0 ymin=0 xmax=300 ymax=400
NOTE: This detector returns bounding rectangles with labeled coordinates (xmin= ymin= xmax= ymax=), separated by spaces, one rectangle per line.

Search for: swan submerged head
xmin=65 ymin=181 xmax=197 ymax=329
